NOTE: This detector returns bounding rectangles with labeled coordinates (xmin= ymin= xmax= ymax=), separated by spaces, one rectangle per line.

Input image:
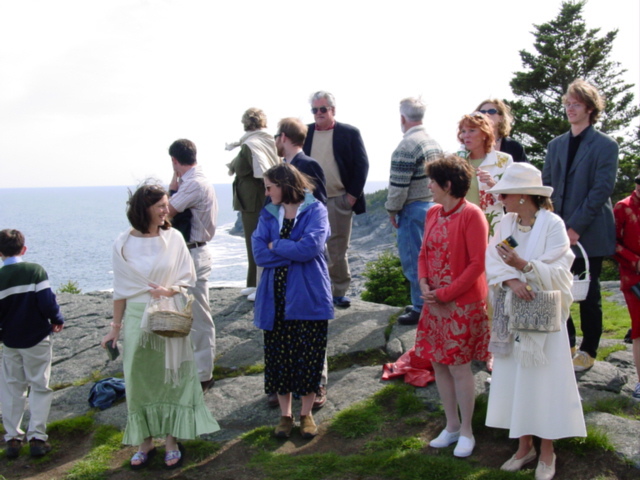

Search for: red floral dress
xmin=414 ymin=203 xmax=490 ymax=365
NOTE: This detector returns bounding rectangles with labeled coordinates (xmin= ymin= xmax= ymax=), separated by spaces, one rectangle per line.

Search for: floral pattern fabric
xmin=263 ymin=218 xmax=328 ymax=398
xmin=414 ymin=205 xmax=490 ymax=365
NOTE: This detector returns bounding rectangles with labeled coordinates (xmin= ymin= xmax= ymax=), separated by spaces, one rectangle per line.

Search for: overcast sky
xmin=1 ymin=0 xmax=638 ymax=189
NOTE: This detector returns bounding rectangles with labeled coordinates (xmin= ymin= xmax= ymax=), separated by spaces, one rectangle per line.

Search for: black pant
xmin=566 ymin=256 xmax=603 ymax=358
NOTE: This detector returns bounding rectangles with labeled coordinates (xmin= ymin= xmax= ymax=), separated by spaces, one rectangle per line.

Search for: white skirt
xmin=486 ymin=321 xmax=586 ymax=439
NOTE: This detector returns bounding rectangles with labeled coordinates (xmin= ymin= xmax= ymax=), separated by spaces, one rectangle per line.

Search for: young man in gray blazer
xmin=542 ymin=79 xmax=619 ymax=371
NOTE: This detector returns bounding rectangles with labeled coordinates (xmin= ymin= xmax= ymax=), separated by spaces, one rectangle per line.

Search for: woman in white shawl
xmin=226 ymin=108 xmax=280 ymax=299
xmin=101 ymin=183 xmax=219 ymax=470
xmin=484 ymin=164 xmax=585 ymax=480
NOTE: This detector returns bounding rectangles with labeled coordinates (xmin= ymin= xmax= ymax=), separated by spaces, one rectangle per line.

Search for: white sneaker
xmin=453 ymin=435 xmax=475 ymax=457
xmin=429 ymin=428 xmax=460 ymax=448
xmin=240 ymin=287 xmax=256 ymax=296
xmin=247 ymin=292 xmax=256 ymax=301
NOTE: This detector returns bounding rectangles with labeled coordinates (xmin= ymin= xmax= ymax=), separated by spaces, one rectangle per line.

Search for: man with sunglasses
xmin=385 ymin=97 xmax=442 ymax=325
xmin=542 ymin=79 xmax=619 ymax=372
xmin=303 ymin=91 xmax=369 ymax=309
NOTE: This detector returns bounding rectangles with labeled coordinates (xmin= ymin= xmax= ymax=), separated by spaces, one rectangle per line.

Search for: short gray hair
xmin=310 ymin=91 xmax=336 ymax=107
xmin=399 ymin=97 xmax=426 ymax=122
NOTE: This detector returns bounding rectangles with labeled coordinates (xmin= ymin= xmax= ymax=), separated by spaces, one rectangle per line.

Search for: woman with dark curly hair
xmin=414 ymin=154 xmax=490 ymax=458
xmin=101 ymin=182 xmax=219 ymax=470
xmin=226 ymin=108 xmax=280 ymax=299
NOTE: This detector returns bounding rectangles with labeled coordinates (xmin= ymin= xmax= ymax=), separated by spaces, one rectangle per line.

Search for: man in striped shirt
xmin=385 ymin=97 xmax=442 ymax=325
xmin=0 ymin=229 xmax=64 ymax=458
xmin=168 ymin=139 xmax=218 ymax=392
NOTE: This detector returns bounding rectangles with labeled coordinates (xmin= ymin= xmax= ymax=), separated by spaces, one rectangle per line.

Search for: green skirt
xmin=122 ymin=302 xmax=219 ymax=445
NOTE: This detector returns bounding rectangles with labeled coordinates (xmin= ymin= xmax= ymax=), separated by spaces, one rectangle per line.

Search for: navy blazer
xmin=303 ymin=121 xmax=369 ymax=214
xmin=542 ymin=126 xmax=618 ymax=257
xmin=289 ymin=151 xmax=327 ymax=204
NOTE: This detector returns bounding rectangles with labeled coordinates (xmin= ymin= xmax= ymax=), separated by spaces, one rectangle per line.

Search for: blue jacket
xmin=252 ymin=192 xmax=334 ymax=330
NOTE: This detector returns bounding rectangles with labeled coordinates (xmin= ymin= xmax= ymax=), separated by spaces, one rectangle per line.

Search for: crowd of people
xmin=1 ymin=80 xmax=637 ymax=480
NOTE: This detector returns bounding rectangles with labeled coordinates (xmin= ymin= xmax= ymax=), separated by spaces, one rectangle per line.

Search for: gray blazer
xmin=542 ymin=126 xmax=618 ymax=258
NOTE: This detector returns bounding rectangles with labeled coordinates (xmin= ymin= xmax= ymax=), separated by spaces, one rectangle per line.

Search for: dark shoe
xmin=313 ymin=385 xmax=327 ymax=410
xmin=29 ymin=439 xmax=52 ymax=457
xmin=267 ymin=392 xmax=279 ymax=408
xmin=397 ymin=310 xmax=420 ymax=325
xmin=624 ymin=328 xmax=632 ymax=344
xmin=404 ymin=305 xmax=413 ymax=313
xmin=164 ymin=443 xmax=184 ymax=470
xmin=5 ymin=439 xmax=22 ymax=459
xmin=275 ymin=416 xmax=294 ymax=438
xmin=131 ymin=447 xmax=157 ymax=470
xmin=300 ymin=414 xmax=318 ymax=439
xmin=200 ymin=378 xmax=215 ymax=392
xmin=333 ymin=296 xmax=351 ymax=308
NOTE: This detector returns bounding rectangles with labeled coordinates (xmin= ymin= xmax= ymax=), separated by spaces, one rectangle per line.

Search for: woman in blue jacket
xmin=252 ymin=163 xmax=333 ymax=440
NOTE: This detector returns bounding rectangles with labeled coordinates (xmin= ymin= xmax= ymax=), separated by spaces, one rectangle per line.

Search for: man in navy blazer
xmin=303 ymin=91 xmax=369 ymax=309
xmin=275 ymin=117 xmax=327 ymax=204
xmin=543 ymin=79 xmax=619 ymax=372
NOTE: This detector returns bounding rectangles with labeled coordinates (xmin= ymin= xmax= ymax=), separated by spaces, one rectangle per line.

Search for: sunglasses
xmin=274 ymin=133 xmax=281 ymax=139
xmin=311 ymin=106 xmax=330 ymax=114
xmin=479 ymin=108 xmax=499 ymax=115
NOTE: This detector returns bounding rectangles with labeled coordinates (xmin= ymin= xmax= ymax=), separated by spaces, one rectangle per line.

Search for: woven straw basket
xmin=149 ymin=297 xmax=193 ymax=338
xmin=571 ymin=242 xmax=590 ymax=302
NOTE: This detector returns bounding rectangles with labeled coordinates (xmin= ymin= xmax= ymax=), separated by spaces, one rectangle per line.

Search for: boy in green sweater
xmin=0 ymin=229 xmax=64 ymax=458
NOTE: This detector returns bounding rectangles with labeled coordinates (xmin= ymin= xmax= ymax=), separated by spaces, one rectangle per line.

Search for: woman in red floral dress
xmin=613 ymin=173 xmax=640 ymax=399
xmin=415 ymin=154 xmax=490 ymax=458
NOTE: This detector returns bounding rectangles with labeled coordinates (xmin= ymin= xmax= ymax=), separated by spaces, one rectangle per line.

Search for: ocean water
xmin=0 ymin=181 xmax=387 ymax=292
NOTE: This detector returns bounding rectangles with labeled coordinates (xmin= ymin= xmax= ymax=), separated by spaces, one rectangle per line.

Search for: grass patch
xmin=48 ymin=415 xmax=95 ymax=437
xmin=65 ymin=425 xmax=122 ymax=480
xmin=330 ymin=398 xmax=385 ymax=438
xmin=571 ymin=296 xmax=631 ymax=340
xmin=213 ymin=362 xmax=265 ymax=380
xmin=597 ymin=343 xmax=628 ymax=361
xmin=241 ymin=426 xmax=281 ymax=451
xmin=327 ymin=348 xmax=390 ymax=372
xmin=557 ymin=425 xmax=615 ymax=456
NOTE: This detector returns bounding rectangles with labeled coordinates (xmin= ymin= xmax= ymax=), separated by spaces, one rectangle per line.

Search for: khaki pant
xmin=0 ymin=337 xmax=53 ymax=442
xmin=326 ymin=195 xmax=353 ymax=297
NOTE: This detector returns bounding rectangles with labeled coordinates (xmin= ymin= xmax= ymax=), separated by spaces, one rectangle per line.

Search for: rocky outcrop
xmin=1 ymin=183 xmax=637 ymax=469
xmin=0 ymin=281 xmax=637 ymax=468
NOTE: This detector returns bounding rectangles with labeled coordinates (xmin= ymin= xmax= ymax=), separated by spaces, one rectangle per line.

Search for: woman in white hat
xmin=484 ymin=163 xmax=586 ymax=480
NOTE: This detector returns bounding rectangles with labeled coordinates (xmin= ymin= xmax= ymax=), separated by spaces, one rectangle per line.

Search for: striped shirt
xmin=170 ymin=165 xmax=218 ymax=243
xmin=0 ymin=259 xmax=64 ymax=348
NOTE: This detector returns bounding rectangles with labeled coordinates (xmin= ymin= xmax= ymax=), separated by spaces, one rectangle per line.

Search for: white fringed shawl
xmin=226 ymin=129 xmax=279 ymax=178
xmin=486 ymin=209 xmax=574 ymax=366
xmin=112 ymin=227 xmax=196 ymax=385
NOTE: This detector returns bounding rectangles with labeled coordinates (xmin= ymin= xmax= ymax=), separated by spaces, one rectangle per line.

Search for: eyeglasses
xmin=479 ymin=108 xmax=499 ymax=115
xmin=564 ymin=103 xmax=584 ymax=110
xmin=274 ymin=133 xmax=282 ymax=139
xmin=311 ymin=106 xmax=330 ymax=114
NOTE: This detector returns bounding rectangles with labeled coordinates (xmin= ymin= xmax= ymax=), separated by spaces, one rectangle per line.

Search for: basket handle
xmin=574 ymin=242 xmax=590 ymax=277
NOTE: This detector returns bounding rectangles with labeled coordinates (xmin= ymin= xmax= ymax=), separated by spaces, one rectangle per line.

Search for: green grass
xmin=572 ymin=293 xmax=631 ymax=340
xmin=65 ymin=425 xmax=122 ymax=480
xmin=213 ymin=362 xmax=265 ymax=381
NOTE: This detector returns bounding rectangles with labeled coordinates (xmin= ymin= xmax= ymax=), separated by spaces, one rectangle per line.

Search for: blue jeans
xmin=396 ymin=201 xmax=432 ymax=312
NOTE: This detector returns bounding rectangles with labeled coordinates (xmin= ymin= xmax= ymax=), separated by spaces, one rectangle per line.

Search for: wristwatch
xmin=522 ymin=262 xmax=533 ymax=273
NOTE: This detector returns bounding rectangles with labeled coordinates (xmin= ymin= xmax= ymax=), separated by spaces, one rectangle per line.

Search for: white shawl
xmin=486 ymin=209 xmax=574 ymax=366
xmin=112 ymin=227 xmax=196 ymax=384
xmin=226 ymin=129 xmax=280 ymax=178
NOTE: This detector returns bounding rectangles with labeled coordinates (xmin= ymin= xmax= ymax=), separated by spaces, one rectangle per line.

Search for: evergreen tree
xmin=508 ymin=0 xmax=639 ymax=177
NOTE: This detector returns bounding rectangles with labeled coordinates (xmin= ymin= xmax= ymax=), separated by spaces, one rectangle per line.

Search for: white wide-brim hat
xmin=487 ymin=163 xmax=553 ymax=197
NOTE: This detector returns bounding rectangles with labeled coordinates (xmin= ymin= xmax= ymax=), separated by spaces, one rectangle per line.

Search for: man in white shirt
xmin=168 ymin=139 xmax=218 ymax=391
